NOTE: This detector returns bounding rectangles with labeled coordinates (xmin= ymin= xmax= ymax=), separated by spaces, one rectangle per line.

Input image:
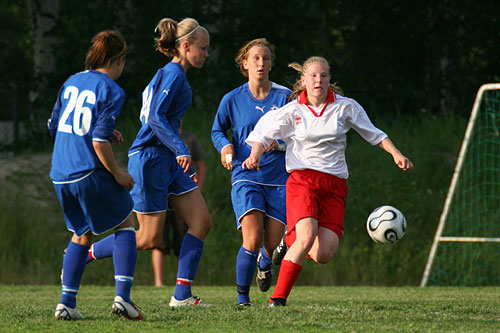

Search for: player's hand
xmin=221 ymin=145 xmax=234 ymax=170
xmin=177 ymin=155 xmax=192 ymax=173
xmin=111 ymin=129 xmax=124 ymax=145
xmin=241 ymin=154 xmax=260 ymax=170
xmin=191 ymin=174 xmax=199 ymax=184
xmin=115 ymin=171 xmax=134 ymax=191
xmin=394 ymin=153 xmax=414 ymax=171
xmin=266 ymin=140 xmax=279 ymax=152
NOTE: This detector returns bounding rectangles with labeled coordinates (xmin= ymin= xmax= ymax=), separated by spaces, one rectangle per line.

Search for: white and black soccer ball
xmin=366 ymin=205 xmax=406 ymax=244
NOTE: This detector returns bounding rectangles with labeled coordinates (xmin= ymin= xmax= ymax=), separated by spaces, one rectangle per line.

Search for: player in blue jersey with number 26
xmin=48 ymin=30 xmax=142 ymax=320
xmin=87 ymin=18 xmax=212 ymax=307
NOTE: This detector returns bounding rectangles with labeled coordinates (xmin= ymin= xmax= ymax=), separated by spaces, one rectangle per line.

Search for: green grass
xmin=0 ymin=285 xmax=499 ymax=332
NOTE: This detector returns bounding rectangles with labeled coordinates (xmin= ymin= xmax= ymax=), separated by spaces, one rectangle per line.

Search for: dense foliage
xmin=2 ymin=1 xmax=500 ymax=138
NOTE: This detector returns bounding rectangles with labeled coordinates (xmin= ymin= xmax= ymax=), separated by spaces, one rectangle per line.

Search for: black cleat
xmin=269 ymin=297 xmax=286 ymax=307
xmin=272 ymin=238 xmax=287 ymax=266
xmin=256 ymin=252 xmax=274 ymax=292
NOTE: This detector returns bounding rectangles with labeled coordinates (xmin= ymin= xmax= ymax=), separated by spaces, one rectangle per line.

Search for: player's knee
xmin=243 ymin=233 xmax=262 ymax=250
xmin=315 ymin=246 xmax=337 ymax=264
xmin=136 ymin=237 xmax=162 ymax=250
xmin=315 ymin=252 xmax=334 ymax=264
xmin=199 ymin=215 xmax=212 ymax=236
xmin=296 ymin=235 xmax=315 ymax=252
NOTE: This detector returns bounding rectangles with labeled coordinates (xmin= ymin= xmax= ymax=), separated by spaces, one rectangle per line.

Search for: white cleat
xmin=54 ymin=303 xmax=84 ymax=320
xmin=169 ymin=295 xmax=211 ymax=307
xmin=111 ymin=296 xmax=143 ymax=320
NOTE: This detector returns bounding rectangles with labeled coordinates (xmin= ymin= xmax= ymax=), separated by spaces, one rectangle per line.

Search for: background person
xmin=211 ymin=38 xmax=291 ymax=306
xmin=242 ymin=56 xmax=414 ymax=307
xmin=48 ymin=30 xmax=142 ymax=320
xmin=87 ymin=18 xmax=212 ymax=307
xmin=151 ymin=126 xmax=206 ymax=287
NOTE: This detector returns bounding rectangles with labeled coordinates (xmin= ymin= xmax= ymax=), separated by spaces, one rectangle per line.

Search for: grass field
xmin=1 ymin=285 xmax=499 ymax=332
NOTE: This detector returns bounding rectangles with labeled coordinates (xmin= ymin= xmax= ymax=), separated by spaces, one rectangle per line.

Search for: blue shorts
xmin=231 ymin=181 xmax=286 ymax=229
xmin=53 ymin=168 xmax=134 ymax=237
xmin=128 ymin=147 xmax=196 ymax=214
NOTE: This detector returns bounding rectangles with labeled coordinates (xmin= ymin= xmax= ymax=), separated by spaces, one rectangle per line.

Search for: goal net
xmin=420 ymin=83 xmax=500 ymax=287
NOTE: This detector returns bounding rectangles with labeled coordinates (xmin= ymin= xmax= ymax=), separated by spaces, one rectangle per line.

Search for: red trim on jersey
xmin=176 ymin=279 xmax=192 ymax=286
xmin=297 ymin=89 xmax=335 ymax=117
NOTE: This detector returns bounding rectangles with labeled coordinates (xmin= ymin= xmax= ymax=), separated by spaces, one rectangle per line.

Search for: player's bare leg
xmin=283 ymin=217 xmax=318 ymax=265
xmin=170 ymin=189 xmax=211 ymax=240
xmin=135 ymin=211 xmax=166 ymax=250
xmin=151 ymin=249 xmax=165 ymax=287
xmin=263 ymin=217 xmax=285 ymax=257
xmin=241 ymin=211 xmax=264 ymax=252
xmin=306 ymin=227 xmax=339 ymax=264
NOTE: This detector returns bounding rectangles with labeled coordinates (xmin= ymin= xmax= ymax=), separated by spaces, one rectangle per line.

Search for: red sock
xmin=88 ymin=245 xmax=96 ymax=261
xmin=271 ymin=260 xmax=303 ymax=300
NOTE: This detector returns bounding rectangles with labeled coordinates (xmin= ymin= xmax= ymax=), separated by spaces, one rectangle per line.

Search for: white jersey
xmin=246 ymin=89 xmax=387 ymax=179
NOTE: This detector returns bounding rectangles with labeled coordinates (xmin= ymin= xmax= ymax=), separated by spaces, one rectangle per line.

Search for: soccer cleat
xmin=111 ymin=296 xmax=143 ymax=320
xmin=169 ymin=295 xmax=210 ymax=307
xmin=54 ymin=303 xmax=84 ymax=320
xmin=256 ymin=252 xmax=274 ymax=292
xmin=269 ymin=297 xmax=287 ymax=307
xmin=272 ymin=237 xmax=288 ymax=266
xmin=236 ymin=302 xmax=252 ymax=307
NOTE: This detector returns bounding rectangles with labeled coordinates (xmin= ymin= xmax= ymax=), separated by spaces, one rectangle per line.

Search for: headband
xmin=175 ymin=25 xmax=200 ymax=42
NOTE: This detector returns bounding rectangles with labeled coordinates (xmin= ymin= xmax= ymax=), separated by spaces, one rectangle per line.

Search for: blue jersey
xmin=49 ymin=70 xmax=125 ymax=183
xmin=128 ymin=62 xmax=191 ymax=157
xmin=211 ymin=82 xmax=291 ymax=185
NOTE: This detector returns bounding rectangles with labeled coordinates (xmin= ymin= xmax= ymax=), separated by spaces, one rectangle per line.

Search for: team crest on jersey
xmin=295 ymin=116 xmax=302 ymax=125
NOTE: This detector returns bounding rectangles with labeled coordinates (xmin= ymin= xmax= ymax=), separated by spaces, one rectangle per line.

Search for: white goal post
xmin=420 ymin=83 xmax=500 ymax=287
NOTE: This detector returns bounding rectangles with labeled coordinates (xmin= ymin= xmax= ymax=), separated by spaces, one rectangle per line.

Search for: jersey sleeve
xmin=148 ymin=71 xmax=190 ymax=157
xmin=93 ymin=84 xmax=125 ymax=142
xmin=246 ymin=107 xmax=292 ymax=149
xmin=211 ymin=94 xmax=234 ymax=153
xmin=347 ymin=99 xmax=388 ymax=145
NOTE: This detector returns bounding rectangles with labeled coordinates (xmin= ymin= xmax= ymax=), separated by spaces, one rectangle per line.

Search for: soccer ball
xmin=366 ymin=205 xmax=406 ymax=244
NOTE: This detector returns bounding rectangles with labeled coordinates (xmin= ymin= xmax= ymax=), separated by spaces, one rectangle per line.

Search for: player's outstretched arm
xmin=93 ymin=141 xmax=134 ymax=190
xmin=242 ymin=142 xmax=266 ymax=170
xmin=378 ymin=138 xmax=414 ymax=171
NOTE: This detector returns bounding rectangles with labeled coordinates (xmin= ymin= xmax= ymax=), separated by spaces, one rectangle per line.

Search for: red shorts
xmin=285 ymin=169 xmax=347 ymax=247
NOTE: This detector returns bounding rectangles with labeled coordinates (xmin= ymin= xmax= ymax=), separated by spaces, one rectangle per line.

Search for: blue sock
xmin=61 ymin=241 xmax=89 ymax=308
xmin=88 ymin=234 xmax=115 ymax=263
xmin=236 ymin=246 xmax=258 ymax=304
xmin=174 ymin=233 xmax=204 ymax=301
xmin=259 ymin=247 xmax=272 ymax=270
xmin=113 ymin=230 xmax=137 ymax=303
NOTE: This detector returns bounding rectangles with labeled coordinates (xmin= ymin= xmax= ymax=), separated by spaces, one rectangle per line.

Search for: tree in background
xmin=2 ymin=0 xmax=500 ymax=148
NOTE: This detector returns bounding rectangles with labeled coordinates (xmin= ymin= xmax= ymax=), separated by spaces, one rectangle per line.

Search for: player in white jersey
xmin=48 ymin=30 xmax=142 ymax=320
xmin=243 ymin=56 xmax=414 ymax=307
xmin=211 ymin=38 xmax=291 ymax=306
